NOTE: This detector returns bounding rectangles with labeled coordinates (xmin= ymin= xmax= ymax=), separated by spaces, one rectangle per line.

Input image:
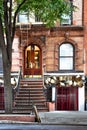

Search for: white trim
xmin=78 ymin=85 xmax=85 ymax=111
xmin=44 ymin=72 xmax=84 ymax=76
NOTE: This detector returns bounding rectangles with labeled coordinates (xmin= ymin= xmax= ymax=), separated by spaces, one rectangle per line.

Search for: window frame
xmin=18 ymin=12 xmax=29 ymax=23
xmin=59 ymin=42 xmax=75 ymax=71
xmin=60 ymin=0 xmax=73 ymax=25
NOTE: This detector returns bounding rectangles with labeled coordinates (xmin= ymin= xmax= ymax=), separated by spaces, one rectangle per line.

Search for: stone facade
xmin=73 ymin=0 xmax=83 ymax=25
xmin=13 ymin=25 xmax=84 ymax=74
xmin=84 ymin=0 xmax=87 ymax=75
xmin=12 ymin=0 xmax=84 ymax=74
xmin=10 ymin=0 xmax=87 ymax=111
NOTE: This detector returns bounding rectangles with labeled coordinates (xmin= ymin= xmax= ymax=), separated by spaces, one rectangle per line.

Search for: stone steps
xmin=13 ymin=78 xmax=48 ymax=114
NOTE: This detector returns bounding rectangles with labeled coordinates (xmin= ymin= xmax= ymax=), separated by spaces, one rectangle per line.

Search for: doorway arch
xmin=24 ymin=44 xmax=42 ymax=76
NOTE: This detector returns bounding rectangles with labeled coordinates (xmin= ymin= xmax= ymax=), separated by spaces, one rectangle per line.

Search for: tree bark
xmin=0 ymin=0 xmax=27 ymax=114
xmin=3 ymin=64 xmax=12 ymax=113
xmin=0 ymin=14 xmax=12 ymax=113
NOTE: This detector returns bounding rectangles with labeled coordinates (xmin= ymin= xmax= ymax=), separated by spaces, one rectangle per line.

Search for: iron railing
xmin=12 ymin=68 xmax=22 ymax=102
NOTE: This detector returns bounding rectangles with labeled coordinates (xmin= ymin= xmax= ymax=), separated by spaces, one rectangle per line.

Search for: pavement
xmin=0 ymin=111 xmax=87 ymax=125
xmin=39 ymin=111 xmax=87 ymax=125
xmin=0 ymin=114 xmax=35 ymax=124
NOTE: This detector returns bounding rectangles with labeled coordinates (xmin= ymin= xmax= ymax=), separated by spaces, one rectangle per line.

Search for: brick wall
xmin=73 ymin=0 xmax=82 ymax=25
xmin=12 ymin=0 xmax=84 ymax=75
xmin=45 ymin=27 xmax=84 ymax=72
xmin=11 ymin=36 xmax=20 ymax=72
xmin=13 ymin=25 xmax=84 ymax=75
xmin=84 ymin=0 xmax=87 ymax=75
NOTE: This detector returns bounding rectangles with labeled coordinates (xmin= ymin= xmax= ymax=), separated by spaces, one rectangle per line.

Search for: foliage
xmin=15 ymin=0 xmax=76 ymax=27
xmin=0 ymin=0 xmax=76 ymax=29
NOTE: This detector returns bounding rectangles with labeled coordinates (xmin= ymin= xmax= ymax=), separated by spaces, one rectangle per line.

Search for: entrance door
xmin=56 ymin=87 xmax=78 ymax=110
xmin=24 ymin=44 xmax=42 ymax=75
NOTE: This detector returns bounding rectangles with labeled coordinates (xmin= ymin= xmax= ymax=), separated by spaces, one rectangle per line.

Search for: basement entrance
xmin=57 ymin=87 xmax=78 ymax=110
xmin=24 ymin=44 xmax=42 ymax=76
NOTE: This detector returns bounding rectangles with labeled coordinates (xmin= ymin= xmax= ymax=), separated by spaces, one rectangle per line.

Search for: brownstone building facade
xmin=0 ymin=0 xmax=87 ymax=112
xmin=12 ymin=0 xmax=85 ymax=111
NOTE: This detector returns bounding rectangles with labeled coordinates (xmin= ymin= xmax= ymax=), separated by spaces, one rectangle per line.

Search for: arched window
xmin=59 ymin=43 xmax=74 ymax=70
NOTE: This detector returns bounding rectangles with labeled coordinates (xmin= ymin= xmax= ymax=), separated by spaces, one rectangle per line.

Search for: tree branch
xmin=8 ymin=0 xmax=12 ymax=36
xmin=0 ymin=14 xmax=6 ymax=49
xmin=3 ymin=0 xmax=12 ymax=63
xmin=0 ymin=14 xmax=8 ymax=65
xmin=12 ymin=0 xmax=27 ymax=42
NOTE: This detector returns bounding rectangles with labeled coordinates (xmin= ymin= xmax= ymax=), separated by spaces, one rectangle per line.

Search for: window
xmin=35 ymin=15 xmax=41 ymax=22
xmin=59 ymin=43 xmax=74 ymax=70
xmin=61 ymin=14 xmax=71 ymax=25
xmin=18 ymin=12 xmax=29 ymax=23
xmin=17 ymin=11 xmax=42 ymax=23
xmin=61 ymin=0 xmax=73 ymax=25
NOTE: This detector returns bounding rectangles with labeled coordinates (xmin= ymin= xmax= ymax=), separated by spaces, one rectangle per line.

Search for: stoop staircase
xmin=13 ymin=78 xmax=48 ymax=114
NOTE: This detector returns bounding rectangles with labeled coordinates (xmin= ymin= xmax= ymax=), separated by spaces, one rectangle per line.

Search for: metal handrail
xmin=12 ymin=68 xmax=22 ymax=102
xmin=14 ymin=68 xmax=22 ymax=91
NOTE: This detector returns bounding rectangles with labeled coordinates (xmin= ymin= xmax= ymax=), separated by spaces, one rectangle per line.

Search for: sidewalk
xmin=0 ymin=111 xmax=87 ymax=125
xmin=0 ymin=114 xmax=35 ymax=124
xmin=39 ymin=111 xmax=87 ymax=125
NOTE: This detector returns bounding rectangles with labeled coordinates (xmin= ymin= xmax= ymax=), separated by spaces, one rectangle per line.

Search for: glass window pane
xmin=19 ymin=14 xmax=29 ymax=23
xmin=60 ymin=44 xmax=73 ymax=56
xmin=61 ymin=14 xmax=71 ymax=25
xmin=60 ymin=58 xmax=73 ymax=70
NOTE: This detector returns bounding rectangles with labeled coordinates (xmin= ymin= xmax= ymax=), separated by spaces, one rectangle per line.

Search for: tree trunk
xmin=0 ymin=21 xmax=12 ymax=113
xmin=0 ymin=36 xmax=13 ymax=113
xmin=3 ymin=61 xmax=12 ymax=114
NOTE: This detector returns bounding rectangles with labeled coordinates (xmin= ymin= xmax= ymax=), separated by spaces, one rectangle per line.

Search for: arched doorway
xmin=24 ymin=44 xmax=42 ymax=76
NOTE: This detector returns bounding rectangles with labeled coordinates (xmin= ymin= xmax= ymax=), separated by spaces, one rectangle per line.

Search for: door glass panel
xmin=34 ymin=51 xmax=40 ymax=68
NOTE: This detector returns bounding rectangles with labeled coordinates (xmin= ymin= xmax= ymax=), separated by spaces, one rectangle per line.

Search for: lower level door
xmin=56 ymin=87 xmax=78 ymax=110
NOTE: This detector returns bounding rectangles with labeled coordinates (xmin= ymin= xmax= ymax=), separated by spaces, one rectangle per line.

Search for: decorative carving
xmin=40 ymin=35 xmax=46 ymax=44
xmin=64 ymin=31 xmax=70 ymax=40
